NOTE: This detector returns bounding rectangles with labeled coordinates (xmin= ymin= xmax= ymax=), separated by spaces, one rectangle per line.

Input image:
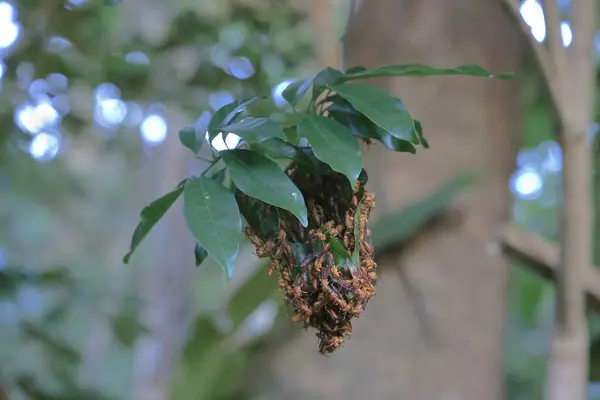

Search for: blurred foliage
xmin=370 ymin=173 xmax=476 ymax=251
xmin=0 ymin=0 xmax=320 ymax=398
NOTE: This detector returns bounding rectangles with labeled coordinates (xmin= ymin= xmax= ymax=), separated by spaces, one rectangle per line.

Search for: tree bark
xmin=253 ymin=1 xmax=522 ymax=399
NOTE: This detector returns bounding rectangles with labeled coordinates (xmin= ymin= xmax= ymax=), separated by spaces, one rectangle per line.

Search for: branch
xmin=500 ymin=0 xmax=561 ymax=116
xmin=497 ymin=224 xmax=600 ymax=313
xmin=571 ymin=0 xmax=596 ymax=61
xmin=568 ymin=0 xmax=596 ymax=120
xmin=541 ymin=0 xmax=563 ymax=62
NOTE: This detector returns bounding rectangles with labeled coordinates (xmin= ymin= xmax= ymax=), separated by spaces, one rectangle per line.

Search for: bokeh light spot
xmin=140 ymin=114 xmax=167 ymax=144
xmin=29 ymin=132 xmax=60 ymax=162
xmin=510 ymin=167 xmax=544 ymax=200
xmin=229 ymin=57 xmax=255 ymax=80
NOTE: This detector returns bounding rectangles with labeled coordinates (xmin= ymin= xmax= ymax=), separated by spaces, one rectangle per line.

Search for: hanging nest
xmin=239 ymin=163 xmax=377 ymax=354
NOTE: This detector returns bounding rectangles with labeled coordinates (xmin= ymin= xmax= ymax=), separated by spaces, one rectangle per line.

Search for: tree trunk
xmin=253 ymin=1 xmax=522 ymax=399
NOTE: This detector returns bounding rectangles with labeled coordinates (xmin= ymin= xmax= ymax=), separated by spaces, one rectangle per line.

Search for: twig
xmin=498 ymin=224 xmax=600 ymax=313
xmin=201 ymin=157 xmax=220 ymax=177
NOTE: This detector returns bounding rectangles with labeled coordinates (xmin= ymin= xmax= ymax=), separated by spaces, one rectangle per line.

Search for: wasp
xmin=345 ymin=214 xmax=354 ymax=232
xmin=307 ymin=199 xmax=321 ymax=225
xmin=315 ymin=230 xmax=327 ymax=242
xmin=300 ymin=253 xmax=316 ymax=269
xmin=325 ymin=307 xmax=339 ymax=320
xmin=245 ymin=228 xmax=263 ymax=248
xmin=321 ymin=321 xmax=333 ymax=332
xmin=330 ymin=266 xmax=341 ymax=280
xmin=291 ymin=313 xmax=305 ymax=324
xmin=343 ymin=322 xmax=353 ymax=336
xmin=261 ymin=203 xmax=270 ymax=217
xmin=267 ymin=259 xmax=280 ymax=276
xmin=296 ymin=303 xmax=312 ymax=317
xmin=312 ymin=255 xmax=324 ymax=275
xmin=361 ymin=240 xmax=373 ymax=255
xmin=350 ymin=303 xmax=363 ymax=316
xmin=327 ymin=225 xmax=339 ymax=238
xmin=274 ymin=230 xmax=287 ymax=258
xmin=312 ymin=277 xmax=319 ymax=291
xmin=343 ymin=233 xmax=350 ymax=249
xmin=287 ymin=284 xmax=306 ymax=299
xmin=320 ymin=277 xmax=329 ymax=291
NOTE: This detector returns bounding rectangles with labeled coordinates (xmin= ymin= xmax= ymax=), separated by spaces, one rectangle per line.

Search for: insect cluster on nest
xmin=241 ymin=165 xmax=377 ymax=354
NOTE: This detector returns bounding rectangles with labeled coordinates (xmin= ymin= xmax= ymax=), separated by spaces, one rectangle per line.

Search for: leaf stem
xmin=201 ymin=158 xmax=220 ymax=177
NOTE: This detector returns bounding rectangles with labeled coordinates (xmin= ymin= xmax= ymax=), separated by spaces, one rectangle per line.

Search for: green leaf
xmin=511 ymin=266 xmax=549 ymax=326
xmin=21 ymin=322 xmax=80 ymax=364
xmin=314 ymin=67 xmax=344 ymax=87
xmin=249 ymin=138 xmax=331 ymax=175
xmin=183 ymin=176 xmax=242 ymax=278
xmin=344 ymin=65 xmax=367 ymax=75
xmin=251 ymin=137 xmax=299 ymax=159
xmin=221 ymin=117 xmax=286 ymax=143
xmin=321 ymin=227 xmax=351 ymax=265
xmin=110 ymin=309 xmax=150 ymax=347
xmin=208 ymin=101 xmax=242 ymax=133
xmin=327 ymin=97 xmax=417 ymax=153
xmin=222 ymin=149 xmax=308 ymax=227
xmin=590 ymin=334 xmax=600 ymax=381
xmin=210 ymin=168 xmax=226 ymax=184
xmin=297 ymin=114 xmax=363 ymax=186
xmin=329 ymin=83 xmax=418 ymax=143
xmin=313 ymin=67 xmax=343 ymax=97
xmin=123 ymin=181 xmax=185 ymax=264
xmin=179 ymin=113 xmax=210 ymax=154
xmin=414 ymin=120 xmax=429 ymax=148
xmin=340 ymin=63 xmax=515 ymax=81
xmin=170 ymin=317 xmax=224 ymax=400
xmin=283 ymin=125 xmax=299 ymax=144
xmin=327 ymin=108 xmax=371 ymax=139
xmin=194 ymin=242 xmax=208 ymax=267
xmin=227 ymin=264 xmax=279 ymax=327
xmin=179 ymin=125 xmax=204 ymax=154
xmin=370 ymin=173 xmax=477 ymax=250
xmin=207 ymin=97 xmax=261 ymax=140
xmin=0 ymin=267 xmax=71 ymax=297
xmin=235 ymin=190 xmax=281 ymax=238
xmin=282 ymin=77 xmax=314 ymax=107
xmin=358 ymin=169 xmax=369 ymax=187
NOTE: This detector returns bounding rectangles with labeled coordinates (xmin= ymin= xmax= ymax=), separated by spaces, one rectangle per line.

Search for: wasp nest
xmin=242 ymin=166 xmax=377 ymax=354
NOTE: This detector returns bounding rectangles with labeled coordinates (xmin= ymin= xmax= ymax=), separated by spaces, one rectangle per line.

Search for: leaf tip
xmin=122 ymin=253 xmax=132 ymax=264
xmin=493 ymin=72 xmax=515 ymax=80
xmin=225 ymin=262 xmax=234 ymax=280
xmin=299 ymin=214 xmax=309 ymax=228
